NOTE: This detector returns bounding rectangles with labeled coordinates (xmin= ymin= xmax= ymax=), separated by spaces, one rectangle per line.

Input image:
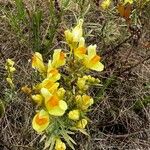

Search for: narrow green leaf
xmin=61 ymin=130 xmax=76 ymax=150
xmin=0 ymin=100 xmax=5 ymax=118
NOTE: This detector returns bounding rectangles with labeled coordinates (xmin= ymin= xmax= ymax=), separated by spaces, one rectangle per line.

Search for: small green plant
xmin=28 ymin=19 xmax=104 ymax=150
xmin=4 ymin=0 xmax=71 ymax=53
xmin=134 ymin=96 xmax=150 ymax=111
xmin=5 ymin=59 xmax=16 ymax=89
xmin=0 ymin=99 xmax=5 ymax=118
xmin=0 ymin=58 xmax=16 ymax=118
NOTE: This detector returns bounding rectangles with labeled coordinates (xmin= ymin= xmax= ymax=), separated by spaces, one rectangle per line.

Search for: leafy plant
xmin=27 ymin=19 xmax=104 ymax=150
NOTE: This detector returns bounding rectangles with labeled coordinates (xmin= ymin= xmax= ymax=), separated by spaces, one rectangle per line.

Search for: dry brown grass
xmin=0 ymin=0 xmax=150 ymax=150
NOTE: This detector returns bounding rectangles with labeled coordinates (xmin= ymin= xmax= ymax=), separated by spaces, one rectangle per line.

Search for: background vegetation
xmin=0 ymin=0 xmax=150 ymax=149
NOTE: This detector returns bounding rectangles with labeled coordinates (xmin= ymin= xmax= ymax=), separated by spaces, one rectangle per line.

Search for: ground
xmin=0 ymin=0 xmax=150 ymax=150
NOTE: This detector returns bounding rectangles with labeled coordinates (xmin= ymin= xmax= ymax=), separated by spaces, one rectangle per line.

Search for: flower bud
xmin=76 ymin=119 xmax=88 ymax=129
xmin=31 ymin=94 xmax=43 ymax=105
xmin=68 ymin=109 xmax=80 ymax=121
xmin=21 ymin=85 xmax=32 ymax=94
xmin=6 ymin=78 xmax=14 ymax=87
xmin=55 ymin=138 xmax=66 ymax=150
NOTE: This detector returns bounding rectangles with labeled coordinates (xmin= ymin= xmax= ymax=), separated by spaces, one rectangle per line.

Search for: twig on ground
xmin=102 ymin=35 xmax=132 ymax=57
xmin=119 ymin=55 xmax=150 ymax=75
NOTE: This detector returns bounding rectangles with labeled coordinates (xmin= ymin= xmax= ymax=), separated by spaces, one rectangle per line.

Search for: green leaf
xmin=60 ymin=130 xmax=76 ymax=150
xmin=62 ymin=0 xmax=70 ymax=8
xmin=0 ymin=99 xmax=5 ymax=118
xmin=78 ymin=129 xmax=89 ymax=136
xmin=49 ymin=137 xmax=55 ymax=150
xmin=14 ymin=0 xmax=26 ymax=21
xmin=134 ymin=96 xmax=150 ymax=111
xmin=44 ymin=137 xmax=52 ymax=150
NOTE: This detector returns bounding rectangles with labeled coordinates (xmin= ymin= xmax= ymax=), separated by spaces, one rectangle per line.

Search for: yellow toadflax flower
xmin=72 ymin=19 xmax=83 ymax=42
xmin=5 ymin=59 xmax=16 ymax=73
xmin=83 ymin=45 xmax=104 ymax=71
xmin=5 ymin=59 xmax=16 ymax=88
xmin=65 ymin=19 xmax=83 ymax=47
xmin=77 ymin=75 xmax=100 ymax=91
xmin=51 ymin=49 xmax=66 ymax=68
xmin=68 ymin=109 xmax=80 ymax=121
xmin=41 ymin=88 xmax=67 ymax=116
xmin=55 ymin=138 xmax=66 ymax=150
xmin=74 ymin=37 xmax=86 ymax=59
xmin=76 ymin=95 xmax=94 ymax=110
xmin=76 ymin=119 xmax=88 ymax=129
xmin=6 ymin=77 xmax=14 ymax=87
xmin=36 ymin=78 xmax=59 ymax=94
xmin=47 ymin=60 xmax=61 ymax=81
xmin=101 ymin=0 xmax=111 ymax=10
xmin=32 ymin=109 xmax=50 ymax=132
xmin=6 ymin=58 xmax=15 ymax=66
xmin=32 ymin=52 xmax=46 ymax=74
xmin=77 ymin=77 xmax=88 ymax=91
xmin=57 ymin=88 xmax=66 ymax=99
xmin=124 ymin=0 xmax=134 ymax=5
xmin=31 ymin=94 xmax=43 ymax=106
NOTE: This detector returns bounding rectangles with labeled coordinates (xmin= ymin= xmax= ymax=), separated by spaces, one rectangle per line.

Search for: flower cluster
xmin=5 ymin=59 xmax=16 ymax=88
xmin=100 ymin=0 xmax=135 ymax=10
xmin=31 ymin=19 xmax=104 ymax=150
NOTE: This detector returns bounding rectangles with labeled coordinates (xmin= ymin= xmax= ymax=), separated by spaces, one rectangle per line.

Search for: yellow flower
xmin=6 ymin=78 xmax=14 ymax=87
xmin=32 ymin=109 xmax=50 ymax=133
xmin=6 ymin=59 xmax=15 ymax=66
xmin=31 ymin=94 xmax=43 ymax=105
xmin=68 ymin=109 xmax=80 ymax=121
xmin=57 ymin=88 xmax=66 ymax=99
xmin=81 ymin=95 xmax=94 ymax=110
xmin=74 ymin=37 xmax=86 ymax=59
xmin=21 ymin=85 xmax=32 ymax=94
xmin=10 ymin=67 xmax=16 ymax=73
xmin=5 ymin=59 xmax=16 ymax=72
xmin=124 ymin=0 xmax=133 ymax=5
xmin=83 ymin=45 xmax=104 ymax=71
xmin=77 ymin=75 xmax=99 ymax=91
xmin=36 ymin=78 xmax=59 ymax=94
xmin=76 ymin=119 xmax=88 ymax=129
xmin=83 ymin=75 xmax=100 ymax=83
xmin=55 ymin=139 xmax=66 ymax=150
xmin=51 ymin=49 xmax=66 ymax=68
xmin=64 ymin=30 xmax=73 ymax=45
xmin=76 ymin=95 xmax=93 ymax=110
xmin=77 ymin=77 xmax=88 ymax=91
xmin=101 ymin=0 xmax=111 ymax=10
xmin=47 ymin=60 xmax=61 ymax=80
xmin=41 ymin=88 xmax=67 ymax=116
xmin=72 ymin=19 xmax=83 ymax=42
xmin=32 ymin=52 xmax=46 ymax=74
xmin=65 ymin=19 xmax=83 ymax=46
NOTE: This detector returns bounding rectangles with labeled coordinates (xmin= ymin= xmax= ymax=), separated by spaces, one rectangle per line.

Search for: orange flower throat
xmin=35 ymin=113 xmax=48 ymax=125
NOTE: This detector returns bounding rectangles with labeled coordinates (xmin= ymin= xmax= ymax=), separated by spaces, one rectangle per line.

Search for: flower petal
xmin=89 ymin=61 xmax=104 ymax=71
xmin=32 ymin=94 xmax=43 ymax=105
xmin=55 ymin=138 xmax=66 ymax=150
xmin=87 ymin=45 xmax=97 ymax=59
xmin=32 ymin=52 xmax=46 ymax=73
xmin=72 ymin=19 xmax=83 ymax=42
xmin=32 ymin=109 xmax=49 ymax=133
xmin=41 ymin=88 xmax=52 ymax=99
xmin=52 ymin=49 xmax=66 ymax=68
xmin=68 ymin=109 xmax=80 ymax=120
